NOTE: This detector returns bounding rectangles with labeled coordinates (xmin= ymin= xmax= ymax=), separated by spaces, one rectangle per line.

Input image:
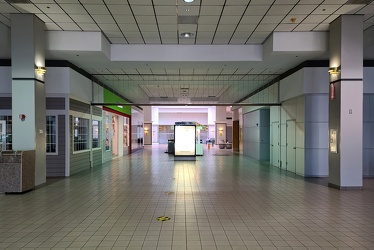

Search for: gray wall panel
xmin=46 ymin=115 xmax=66 ymax=177
xmin=70 ymin=99 xmax=90 ymax=114
xmin=92 ymin=106 xmax=102 ymax=116
xmin=0 ymin=97 xmax=11 ymax=109
xmin=46 ymin=97 xmax=65 ymax=110
xmin=93 ymin=150 xmax=102 ymax=167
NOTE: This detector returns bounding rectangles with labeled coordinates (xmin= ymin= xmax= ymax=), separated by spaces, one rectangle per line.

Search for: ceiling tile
xmin=78 ymin=23 xmax=100 ymax=31
xmin=302 ymin=14 xmax=328 ymax=23
xmin=162 ymin=38 xmax=178 ymax=44
xmin=178 ymin=23 xmax=197 ymax=32
xmin=138 ymin=24 xmax=158 ymax=32
xmin=274 ymin=0 xmax=298 ymax=4
xmin=313 ymin=23 xmax=329 ymax=31
xmin=298 ymin=0 xmax=323 ymax=3
xmin=312 ymin=4 xmax=341 ymax=15
xmin=250 ymin=31 xmax=271 ymax=38
xmin=198 ymin=15 xmax=220 ymax=24
xmin=222 ymin=6 xmax=246 ymax=16
xmin=128 ymin=0 xmax=152 ymax=5
xmin=157 ymin=15 xmax=176 ymax=24
xmin=32 ymin=0 xmax=56 ymax=3
xmin=0 ymin=3 xmax=19 ymax=13
xmin=118 ymin=24 xmax=139 ymax=32
xmin=216 ymin=24 xmax=236 ymax=32
xmin=334 ymin=5 xmax=365 ymax=15
xmin=45 ymin=22 xmax=62 ymax=30
xmin=219 ymin=15 xmax=242 ymax=25
xmin=60 ymin=4 xmax=87 ymax=14
xmin=197 ymin=24 xmax=216 ymax=32
xmin=240 ymin=15 xmax=263 ymax=24
xmin=236 ymin=24 xmax=256 ymax=32
xmin=249 ymin=0 xmax=274 ymax=4
xmin=275 ymin=23 xmax=297 ymax=31
xmin=104 ymin=0 xmax=128 ymax=4
xmin=225 ymin=0 xmax=250 ymax=5
xmin=357 ymin=4 xmax=374 ymax=14
xmin=232 ymin=31 xmax=251 ymax=39
xmin=229 ymin=37 xmax=247 ymax=44
xmin=267 ymin=5 xmax=294 ymax=15
xmin=289 ymin=5 xmax=318 ymax=14
xmin=154 ymin=6 xmax=176 ymax=15
xmin=160 ymin=31 xmax=177 ymax=38
xmin=293 ymin=23 xmax=317 ymax=31
xmin=321 ymin=14 xmax=339 ymax=23
xmin=69 ymin=14 xmax=94 ymax=23
xmin=282 ymin=14 xmax=307 ymax=23
xmin=178 ymin=6 xmax=200 ymax=16
xmin=135 ymin=15 xmax=157 ymax=24
xmin=201 ymin=0 xmax=225 ymax=5
xmin=35 ymin=4 xmax=64 ymax=13
xmin=106 ymin=30 xmax=123 ymax=37
xmin=113 ymin=15 xmax=136 ymax=24
xmin=261 ymin=15 xmax=285 ymax=23
xmin=80 ymin=0 xmax=104 ymax=4
xmin=58 ymin=22 xmax=81 ymax=30
xmin=98 ymin=23 xmax=119 ymax=30
xmin=35 ymin=13 xmax=52 ymax=22
xmin=244 ymin=6 xmax=270 ymax=16
xmin=13 ymin=4 xmax=42 ymax=13
xmin=46 ymin=13 xmax=72 ymax=22
xmin=144 ymin=37 xmax=161 ymax=44
xmin=255 ymin=23 xmax=278 ymax=31
xmin=200 ymin=6 xmax=223 ymax=16
xmin=132 ymin=5 xmax=154 ymax=15
xmin=91 ymin=15 xmax=115 ymax=23
xmin=85 ymin=4 xmax=110 ymax=15
xmin=107 ymin=4 xmax=132 ymax=15
xmin=125 ymin=37 xmax=143 ymax=43
xmin=159 ymin=24 xmax=177 ymax=31
xmin=122 ymin=31 xmax=142 ymax=38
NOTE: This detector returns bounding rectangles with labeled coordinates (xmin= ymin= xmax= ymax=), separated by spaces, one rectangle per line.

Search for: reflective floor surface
xmin=1 ymin=145 xmax=374 ymax=250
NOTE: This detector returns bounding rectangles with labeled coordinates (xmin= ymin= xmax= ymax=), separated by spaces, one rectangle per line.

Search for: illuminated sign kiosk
xmin=174 ymin=122 xmax=196 ymax=161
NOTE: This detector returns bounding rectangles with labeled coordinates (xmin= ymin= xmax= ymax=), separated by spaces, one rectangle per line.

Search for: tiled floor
xmin=1 ymin=145 xmax=374 ymax=250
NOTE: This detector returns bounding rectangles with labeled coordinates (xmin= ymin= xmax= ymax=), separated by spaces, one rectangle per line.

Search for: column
xmin=143 ymin=106 xmax=152 ymax=145
xmin=11 ymin=14 xmax=46 ymax=187
xmin=232 ymin=109 xmax=240 ymax=152
xmin=215 ymin=106 xmax=227 ymax=144
xmin=328 ymin=15 xmax=363 ymax=189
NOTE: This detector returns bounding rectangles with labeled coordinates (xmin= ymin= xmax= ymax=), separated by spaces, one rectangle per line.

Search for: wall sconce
xmin=144 ymin=128 xmax=148 ymax=135
xmin=35 ymin=66 xmax=46 ymax=75
xmin=328 ymin=67 xmax=340 ymax=75
xmin=219 ymin=128 xmax=223 ymax=136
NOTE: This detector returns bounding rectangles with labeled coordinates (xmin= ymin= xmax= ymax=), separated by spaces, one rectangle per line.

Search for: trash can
xmin=168 ymin=139 xmax=175 ymax=154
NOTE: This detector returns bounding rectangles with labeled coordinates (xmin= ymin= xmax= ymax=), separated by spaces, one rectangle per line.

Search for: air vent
xmin=346 ymin=0 xmax=373 ymax=4
xmin=5 ymin=0 xmax=32 ymax=3
xmin=178 ymin=16 xmax=199 ymax=24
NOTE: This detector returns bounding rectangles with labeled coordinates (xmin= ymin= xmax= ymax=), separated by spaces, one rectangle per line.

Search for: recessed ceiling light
xmin=183 ymin=0 xmax=195 ymax=2
xmin=180 ymin=32 xmax=194 ymax=38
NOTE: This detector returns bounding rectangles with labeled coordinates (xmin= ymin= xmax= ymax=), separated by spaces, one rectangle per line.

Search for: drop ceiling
xmin=0 ymin=0 xmax=374 ymax=105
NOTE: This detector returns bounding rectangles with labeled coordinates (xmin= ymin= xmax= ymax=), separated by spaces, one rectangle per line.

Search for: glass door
xmin=0 ymin=121 xmax=6 ymax=151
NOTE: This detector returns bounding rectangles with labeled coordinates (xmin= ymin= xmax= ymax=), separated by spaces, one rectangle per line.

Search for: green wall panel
xmin=104 ymin=89 xmax=131 ymax=115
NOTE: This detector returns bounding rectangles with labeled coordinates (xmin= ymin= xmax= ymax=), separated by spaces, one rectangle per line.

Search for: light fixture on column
xmin=144 ymin=128 xmax=148 ymax=135
xmin=328 ymin=67 xmax=340 ymax=75
xmin=219 ymin=128 xmax=223 ymax=136
xmin=35 ymin=66 xmax=46 ymax=75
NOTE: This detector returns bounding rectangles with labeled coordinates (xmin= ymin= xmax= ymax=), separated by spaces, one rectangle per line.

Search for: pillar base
xmin=328 ymin=183 xmax=363 ymax=190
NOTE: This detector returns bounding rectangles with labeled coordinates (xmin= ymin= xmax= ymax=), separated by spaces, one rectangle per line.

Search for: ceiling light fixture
xmin=180 ymin=32 xmax=194 ymax=38
xmin=183 ymin=0 xmax=195 ymax=2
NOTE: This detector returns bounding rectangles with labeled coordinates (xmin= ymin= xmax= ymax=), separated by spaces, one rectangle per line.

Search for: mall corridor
xmin=0 ymin=145 xmax=374 ymax=250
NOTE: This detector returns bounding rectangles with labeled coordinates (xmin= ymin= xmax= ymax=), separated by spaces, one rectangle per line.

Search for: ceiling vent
xmin=346 ymin=0 xmax=373 ymax=4
xmin=178 ymin=16 xmax=199 ymax=24
xmin=5 ymin=0 xmax=32 ymax=3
